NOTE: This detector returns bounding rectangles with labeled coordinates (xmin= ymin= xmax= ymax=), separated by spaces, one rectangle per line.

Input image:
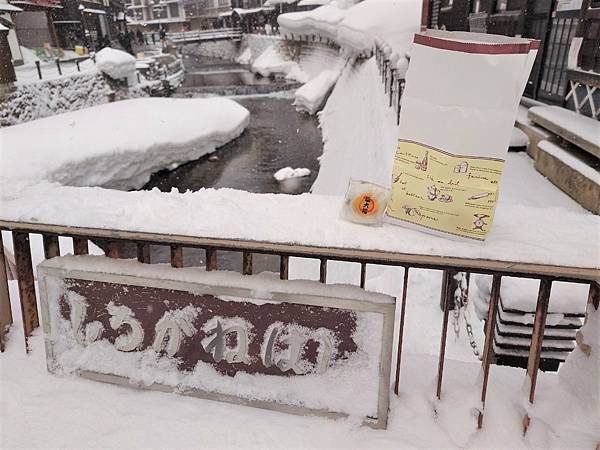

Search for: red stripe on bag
xmin=413 ymin=33 xmax=533 ymax=55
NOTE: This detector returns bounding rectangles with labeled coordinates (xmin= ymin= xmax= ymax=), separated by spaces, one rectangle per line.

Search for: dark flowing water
xmin=117 ymin=53 xmax=324 ymax=271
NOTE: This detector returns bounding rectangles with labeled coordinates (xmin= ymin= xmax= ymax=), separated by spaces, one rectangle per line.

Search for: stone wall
xmin=180 ymin=35 xmax=282 ymax=63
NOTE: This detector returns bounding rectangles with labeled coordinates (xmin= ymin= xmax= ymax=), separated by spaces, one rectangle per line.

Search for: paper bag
xmin=385 ymin=30 xmax=539 ymax=241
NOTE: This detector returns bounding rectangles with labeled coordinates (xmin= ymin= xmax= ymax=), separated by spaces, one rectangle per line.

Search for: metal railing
xmin=374 ymin=43 xmax=406 ymax=125
xmin=167 ymin=28 xmax=243 ymax=43
xmin=29 ymin=56 xmax=94 ymax=81
xmin=0 ymin=219 xmax=598 ymax=433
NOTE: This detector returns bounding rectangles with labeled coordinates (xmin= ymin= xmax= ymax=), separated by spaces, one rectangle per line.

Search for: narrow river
xmin=122 ymin=53 xmax=324 ymax=271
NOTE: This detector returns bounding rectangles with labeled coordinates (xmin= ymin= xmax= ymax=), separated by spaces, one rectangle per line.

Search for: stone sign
xmin=38 ymin=256 xmax=395 ymax=428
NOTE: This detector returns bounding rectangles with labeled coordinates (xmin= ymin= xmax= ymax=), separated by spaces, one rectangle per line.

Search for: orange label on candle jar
xmin=352 ymin=193 xmax=379 ymax=216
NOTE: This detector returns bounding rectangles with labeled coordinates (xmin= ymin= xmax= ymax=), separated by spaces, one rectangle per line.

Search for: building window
xmin=441 ymin=0 xmax=453 ymax=8
xmin=168 ymin=2 xmax=179 ymax=17
xmin=471 ymin=0 xmax=481 ymax=13
xmin=495 ymin=0 xmax=521 ymax=12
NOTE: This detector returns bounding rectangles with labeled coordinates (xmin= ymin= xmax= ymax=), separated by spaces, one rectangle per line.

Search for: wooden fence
xmin=0 ymin=219 xmax=598 ymax=432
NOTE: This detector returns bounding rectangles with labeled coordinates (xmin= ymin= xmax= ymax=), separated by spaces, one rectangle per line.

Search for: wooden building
xmin=426 ymin=0 xmax=600 ymax=119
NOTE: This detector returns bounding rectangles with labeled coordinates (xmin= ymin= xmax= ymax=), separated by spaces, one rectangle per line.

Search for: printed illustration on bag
xmin=386 ymin=140 xmax=505 ymax=240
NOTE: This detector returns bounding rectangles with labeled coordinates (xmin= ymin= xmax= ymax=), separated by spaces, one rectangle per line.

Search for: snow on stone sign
xmin=38 ymin=256 xmax=395 ymax=428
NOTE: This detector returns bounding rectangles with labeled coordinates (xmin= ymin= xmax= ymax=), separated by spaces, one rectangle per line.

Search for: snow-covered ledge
xmin=0 ymin=97 xmax=598 ymax=276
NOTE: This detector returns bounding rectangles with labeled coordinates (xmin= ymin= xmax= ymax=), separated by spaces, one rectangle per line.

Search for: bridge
xmin=167 ymin=27 xmax=243 ymax=44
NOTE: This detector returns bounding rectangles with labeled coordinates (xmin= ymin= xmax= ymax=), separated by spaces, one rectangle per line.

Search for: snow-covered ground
xmin=15 ymin=47 xmax=98 ymax=85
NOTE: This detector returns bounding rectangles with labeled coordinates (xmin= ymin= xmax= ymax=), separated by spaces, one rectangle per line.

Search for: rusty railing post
xmin=43 ymin=234 xmax=60 ymax=259
xmin=170 ymin=245 xmax=183 ymax=268
xmin=477 ymin=274 xmax=501 ymax=428
xmin=279 ymin=255 xmax=289 ymax=280
xmin=137 ymin=243 xmax=151 ymax=264
xmin=360 ymin=262 xmax=367 ymax=289
xmin=206 ymin=248 xmax=217 ymax=271
xmin=106 ymin=241 xmax=120 ymax=259
xmin=436 ymin=269 xmax=456 ymax=399
xmin=73 ymin=237 xmax=88 ymax=255
xmin=0 ymin=232 xmax=13 ymax=352
xmin=242 ymin=252 xmax=253 ymax=275
xmin=35 ymin=61 xmax=42 ymax=80
xmin=394 ymin=267 xmax=410 ymax=395
xmin=319 ymin=258 xmax=327 ymax=283
xmin=523 ymin=278 xmax=552 ymax=433
xmin=13 ymin=232 xmax=39 ymax=352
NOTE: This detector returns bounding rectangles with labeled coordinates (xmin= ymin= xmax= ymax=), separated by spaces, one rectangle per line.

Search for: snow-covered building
xmin=125 ymin=0 xmax=187 ymax=32
xmin=9 ymin=0 xmax=61 ymax=48
xmin=0 ymin=0 xmax=23 ymax=64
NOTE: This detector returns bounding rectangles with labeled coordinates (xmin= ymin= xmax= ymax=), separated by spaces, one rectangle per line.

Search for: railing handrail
xmin=1 ymin=219 xmax=597 ymax=282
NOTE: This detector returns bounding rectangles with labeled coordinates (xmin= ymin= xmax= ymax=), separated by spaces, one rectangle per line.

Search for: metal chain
xmin=452 ymin=272 xmax=481 ymax=360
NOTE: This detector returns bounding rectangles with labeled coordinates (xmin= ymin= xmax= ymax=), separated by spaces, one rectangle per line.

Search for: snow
xmin=39 ymin=256 xmax=389 ymax=418
xmin=559 ymin=304 xmax=600 ymax=414
xmin=236 ymin=47 xmax=253 ymax=65
xmin=20 ymin=46 xmax=40 ymax=64
xmin=538 ymin=140 xmax=600 ymax=185
xmin=274 ymin=167 xmax=312 ymax=181
xmin=529 ymin=105 xmax=600 ymax=152
xmin=3 ymin=278 xmax=600 ymax=448
xmin=298 ymin=0 xmax=332 ymax=6
xmin=95 ymin=47 xmax=137 ymax=81
xmin=278 ymin=0 xmax=420 ymax=56
xmin=15 ymin=54 xmax=97 ymax=85
xmin=293 ymin=68 xmax=340 ymax=114
xmin=279 ymin=1 xmax=348 ymax=43
xmin=0 ymin=97 xmax=250 ymax=190
xmin=337 ymin=0 xmax=420 ymax=55
xmin=501 ymin=278 xmax=588 ymax=314
xmin=251 ymin=45 xmax=308 ymax=82
xmin=41 ymin=255 xmax=393 ymax=304
xmin=510 ymin=126 xmax=529 ymax=147
xmin=472 ymin=275 xmax=589 ymax=316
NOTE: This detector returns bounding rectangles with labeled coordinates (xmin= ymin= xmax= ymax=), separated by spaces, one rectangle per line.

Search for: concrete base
xmin=535 ymin=145 xmax=600 ymax=215
xmin=515 ymin=119 xmax=552 ymax=161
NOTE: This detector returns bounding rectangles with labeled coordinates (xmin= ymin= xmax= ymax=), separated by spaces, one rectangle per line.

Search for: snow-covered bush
xmin=95 ymin=47 xmax=137 ymax=82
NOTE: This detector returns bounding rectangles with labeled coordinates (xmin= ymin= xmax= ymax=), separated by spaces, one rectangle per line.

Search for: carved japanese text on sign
xmin=39 ymin=257 xmax=395 ymax=428
xmin=58 ymin=278 xmax=357 ymax=376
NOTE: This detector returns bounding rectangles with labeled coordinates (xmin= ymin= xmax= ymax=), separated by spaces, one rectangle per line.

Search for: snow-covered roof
xmin=263 ymin=0 xmax=298 ymax=6
xmin=0 ymin=1 xmax=22 ymax=12
xmin=298 ymin=0 xmax=331 ymax=6
xmin=82 ymin=7 xmax=106 ymax=14
xmin=233 ymin=7 xmax=273 ymax=15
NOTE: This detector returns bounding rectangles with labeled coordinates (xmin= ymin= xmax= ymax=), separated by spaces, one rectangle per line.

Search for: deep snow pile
xmin=559 ymin=304 xmax=600 ymax=414
xmin=293 ymin=68 xmax=341 ymax=114
xmin=278 ymin=0 xmax=421 ymax=55
xmin=251 ymin=45 xmax=308 ymax=81
xmin=95 ymin=47 xmax=137 ymax=84
xmin=278 ymin=1 xmax=348 ymax=43
xmin=0 ymin=97 xmax=249 ymax=191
